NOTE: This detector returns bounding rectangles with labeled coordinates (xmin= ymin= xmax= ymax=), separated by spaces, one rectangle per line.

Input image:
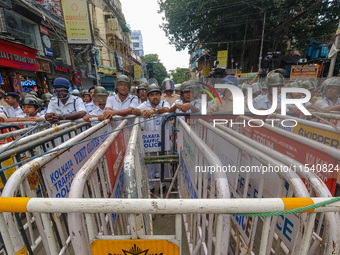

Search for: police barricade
xmin=193 ymin=118 xmax=340 ymax=255
xmin=67 ymin=120 xmax=130 ymax=255
xmin=0 ymin=121 xmax=91 ymax=192
xmin=268 ymin=113 xmax=340 ymax=194
xmin=0 ymin=119 xmax=115 ymax=255
xmin=236 ymin=115 xmax=340 ymax=196
xmin=139 ymin=113 xmax=174 ymax=197
xmin=307 ymin=112 xmax=340 ymax=127
xmin=176 ymin=118 xmax=230 ymax=255
xmin=0 ymin=122 xmax=50 ymax=144
xmin=2 ymin=197 xmax=340 ymax=255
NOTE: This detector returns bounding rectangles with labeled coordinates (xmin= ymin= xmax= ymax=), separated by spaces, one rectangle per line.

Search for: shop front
xmin=0 ymin=39 xmax=38 ymax=94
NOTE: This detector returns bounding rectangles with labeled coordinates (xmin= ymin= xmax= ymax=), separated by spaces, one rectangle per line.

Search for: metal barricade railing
xmin=67 ymin=120 xmax=129 ymax=255
xmin=176 ymin=118 xmax=230 ymax=255
xmin=0 ymin=121 xmax=91 ymax=191
xmin=0 ymin=122 xmax=50 ymax=144
xmin=194 ymin=118 xmax=340 ymax=255
xmin=192 ymin=118 xmax=314 ymax=254
xmin=238 ymin=115 xmax=340 ymax=195
xmin=0 ymin=119 xmax=116 ymax=255
xmin=0 ymin=197 xmax=340 ymax=255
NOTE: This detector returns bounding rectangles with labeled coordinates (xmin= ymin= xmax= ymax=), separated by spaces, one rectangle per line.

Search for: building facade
xmin=131 ymin=30 xmax=144 ymax=57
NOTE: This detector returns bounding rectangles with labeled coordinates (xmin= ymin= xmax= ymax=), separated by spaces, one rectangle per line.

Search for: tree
xmin=170 ymin=68 xmax=189 ymax=83
xmin=141 ymin=54 xmax=168 ymax=84
xmin=158 ymin=0 xmax=339 ymax=72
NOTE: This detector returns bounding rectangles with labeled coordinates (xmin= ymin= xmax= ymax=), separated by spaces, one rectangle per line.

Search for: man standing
xmin=136 ymin=82 xmax=149 ymax=105
xmin=314 ymin=78 xmax=340 ymax=111
xmin=0 ymin=89 xmax=9 ymax=111
xmin=161 ymin=78 xmax=180 ymax=106
xmin=103 ymin=75 xmax=138 ymax=119
xmin=45 ymin=78 xmax=86 ymax=123
xmin=5 ymin=92 xmax=24 ymax=118
xmin=132 ymin=84 xmax=170 ymax=194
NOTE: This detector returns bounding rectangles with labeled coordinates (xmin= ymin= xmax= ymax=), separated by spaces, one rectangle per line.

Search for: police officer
xmin=81 ymin=89 xmax=96 ymax=114
xmin=132 ymin=83 xmax=170 ymax=122
xmin=45 ymin=78 xmax=86 ymax=123
xmin=207 ymin=76 xmax=239 ymax=114
xmin=315 ymin=77 xmax=340 ymax=111
xmin=83 ymin=86 xmax=108 ymax=125
xmin=174 ymin=83 xmax=181 ymax=95
xmin=136 ymin=82 xmax=149 ymax=105
xmin=103 ymin=75 xmax=138 ymax=119
xmin=5 ymin=92 xmax=25 ymax=118
xmin=251 ymin=70 xmax=284 ymax=112
xmin=132 ymin=84 xmax=170 ymax=193
xmin=40 ymin=92 xmax=53 ymax=115
xmin=170 ymin=81 xmax=201 ymax=113
xmin=0 ymin=96 xmax=44 ymax=122
xmin=161 ymin=78 xmax=180 ymax=106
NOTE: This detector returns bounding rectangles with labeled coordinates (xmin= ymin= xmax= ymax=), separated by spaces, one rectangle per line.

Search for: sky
xmin=121 ymin=0 xmax=190 ymax=72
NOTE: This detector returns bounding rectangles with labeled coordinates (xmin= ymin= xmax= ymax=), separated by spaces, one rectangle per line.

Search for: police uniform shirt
xmin=0 ymin=105 xmax=9 ymax=118
xmin=84 ymin=101 xmax=96 ymax=114
xmin=161 ymin=93 xmax=180 ymax=106
xmin=46 ymin=95 xmax=86 ymax=115
xmin=171 ymin=99 xmax=190 ymax=113
xmin=105 ymin=94 xmax=138 ymax=111
xmin=137 ymin=100 xmax=170 ymax=131
xmin=207 ymin=95 xmax=234 ymax=114
xmin=21 ymin=112 xmax=44 ymax=119
xmin=314 ymin=97 xmax=340 ymax=109
xmin=88 ymin=105 xmax=105 ymax=116
xmin=8 ymin=105 xmax=25 ymax=118
xmin=251 ymin=94 xmax=282 ymax=111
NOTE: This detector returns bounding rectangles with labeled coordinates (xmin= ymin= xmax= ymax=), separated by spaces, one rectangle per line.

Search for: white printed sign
xmin=142 ymin=129 xmax=170 ymax=153
xmin=42 ymin=127 xmax=110 ymax=198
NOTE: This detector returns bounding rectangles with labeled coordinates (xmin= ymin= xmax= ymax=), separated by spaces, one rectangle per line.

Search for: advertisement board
xmin=61 ymin=0 xmax=93 ymax=44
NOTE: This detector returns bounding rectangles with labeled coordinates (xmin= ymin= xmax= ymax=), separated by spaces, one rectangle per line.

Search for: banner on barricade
xmin=41 ymin=128 xmax=110 ymax=198
xmin=106 ymin=131 xmax=125 ymax=190
xmin=240 ymin=126 xmax=338 ymax=194
xmin=142 ymin=130 xmax=170 ymax=153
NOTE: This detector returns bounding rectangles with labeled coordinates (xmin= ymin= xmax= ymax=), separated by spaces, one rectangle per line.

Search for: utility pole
xmin=258 ymin=11 xmax=266 ymax=70
xmin=328 ymin=20 xmax=340 ymax=77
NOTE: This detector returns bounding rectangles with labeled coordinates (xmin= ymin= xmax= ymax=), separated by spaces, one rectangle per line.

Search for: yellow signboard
xmin=134 ymin=65 xmax=142 ymax=80
xmin=91 ymin=239 xmax=179 ymax=255
xmin=0 ymin=157 xmax=16 ymax=189
xmin=290 ymin=65 xmax=320 ymax=80
xmin=61 ymin=0 xmax=93 ymax=44
xmin=217 ymin=50 xmax=228 ymax=68
xmin=202 ymin=65 xmax=210 ymax=76
xmin=293 ymin=124 xmax=340 ymax=150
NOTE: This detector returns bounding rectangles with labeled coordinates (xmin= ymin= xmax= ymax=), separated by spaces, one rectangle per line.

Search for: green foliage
xmin=158 ymin=0 xmax=339 ymax=72
xmin=170 ymin=68 xmax=189 ymax=83
xmin=141 ymin=54 xmax=168 ymax=84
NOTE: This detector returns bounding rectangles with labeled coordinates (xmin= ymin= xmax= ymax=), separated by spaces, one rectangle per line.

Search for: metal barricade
xmin=194 ymin=118 xmax=340 ymax=255
xmin=1 ymin=197 xmax=340 ymax=255
xmin=0 ymin=121 xmax=91 ymax=191
xmin=238 ymin=115 xmax=340 ymax=195
xmin=0 ymin=123 xmax=50 ymax=144
xmin=67 ymin=120 xmax=130 ymax=255
xmin=0 ymin=119 xmax=115 ymax=255
xmin=176 ymin=118 xmax=230 ymax=255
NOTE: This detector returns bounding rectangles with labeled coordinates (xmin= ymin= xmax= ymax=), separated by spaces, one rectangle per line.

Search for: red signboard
xmin=0 ymin=39 xmax=38 ymax=71
xmin=105 ymin=131 xmax=126 ymax=190
xmin=40 ymin=25 xmax=49 ymax=35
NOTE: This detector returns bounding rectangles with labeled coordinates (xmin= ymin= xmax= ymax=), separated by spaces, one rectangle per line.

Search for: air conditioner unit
xmin=0 ymin=8 xmax=23 ymax=39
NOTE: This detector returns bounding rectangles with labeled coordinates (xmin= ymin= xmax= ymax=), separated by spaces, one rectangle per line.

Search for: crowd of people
xmin=0 ymin=71 xmax=339 ymax=125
